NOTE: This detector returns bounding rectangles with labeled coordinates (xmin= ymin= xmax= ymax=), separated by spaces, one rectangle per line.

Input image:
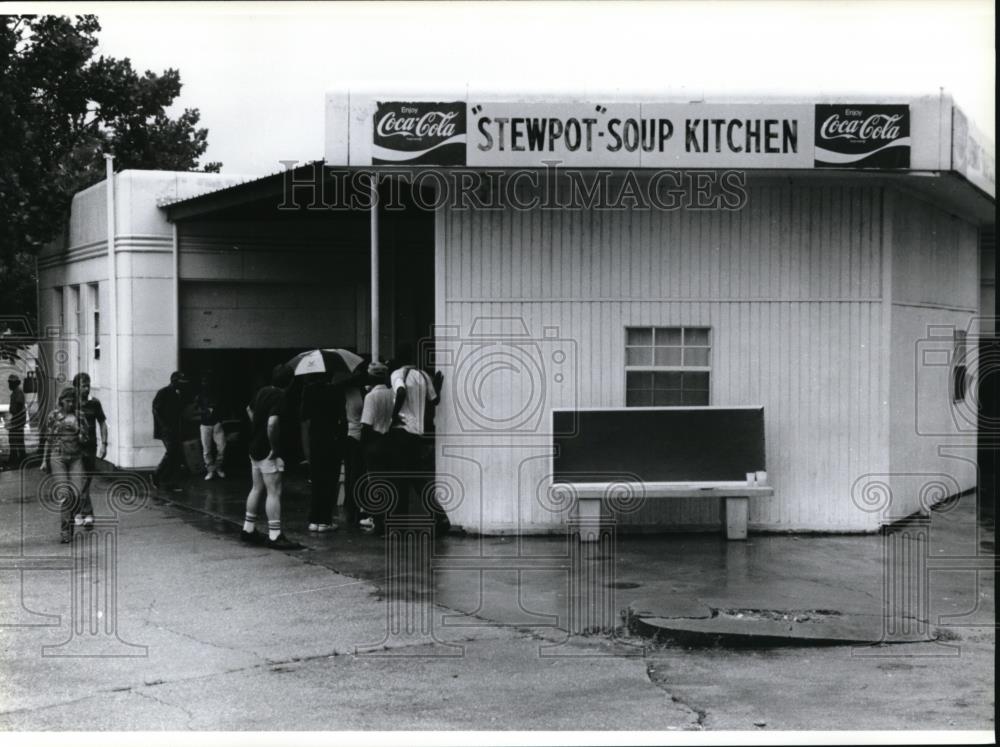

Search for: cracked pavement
xmin=0 ymin=468 xmax=994 ymax=731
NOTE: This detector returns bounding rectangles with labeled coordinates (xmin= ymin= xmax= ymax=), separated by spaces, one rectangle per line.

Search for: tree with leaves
xmin=0 ymin=14 xmax=221 ymax=328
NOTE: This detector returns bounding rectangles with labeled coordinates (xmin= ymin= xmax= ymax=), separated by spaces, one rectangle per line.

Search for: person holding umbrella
xmin=284 ymin=348 xmax=366 ymax=533
xmin=300 ymin=374 xmax=346 ymax=533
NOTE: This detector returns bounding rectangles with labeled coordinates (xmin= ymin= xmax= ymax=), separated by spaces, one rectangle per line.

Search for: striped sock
xmin=243 ymin=513 xmax=258 ymax=534
xmin=268 ymin=520 xmax=281 ymax=541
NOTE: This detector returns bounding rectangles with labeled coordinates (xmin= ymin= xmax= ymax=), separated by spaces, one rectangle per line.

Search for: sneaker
xmin=204 ymin=471 xmax=214 ymax=481
xmin=307 ymin=523 xmax=337 ymax=533
xmin=266 ymin=533 xmax=304 ymax=551
xmin=215 ymin=468 xmax=226 ymax=479
xmin=359 ymin=517 xmax=375 ymax=531
xmin=73 ymin=515 xmax=84 ymax=527
xmin=83 ymin=515 xmax=95 ymax=529
xmin=240 ymin=529 xmax=266 ymax=545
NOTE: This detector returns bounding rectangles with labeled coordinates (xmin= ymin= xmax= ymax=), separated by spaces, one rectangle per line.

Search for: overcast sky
xmin=25 ymin=1 xmax=996 ymax=175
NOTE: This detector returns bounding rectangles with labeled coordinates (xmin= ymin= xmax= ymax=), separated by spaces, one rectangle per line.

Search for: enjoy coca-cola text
xmin=820 ymin=113 xmax=904 ymax=142
xmin=377 ymin=109 xmax=460 ymax=140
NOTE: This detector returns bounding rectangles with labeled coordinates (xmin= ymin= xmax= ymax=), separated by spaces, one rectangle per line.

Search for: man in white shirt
xmin=388 ymin=344 xmax=447 ymax=534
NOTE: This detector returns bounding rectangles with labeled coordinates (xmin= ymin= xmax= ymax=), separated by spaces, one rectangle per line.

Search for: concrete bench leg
xmin=724 ymin=497 xmax=749 ymax=540
xmin=575 ymin=497 xmax=603 ymax=543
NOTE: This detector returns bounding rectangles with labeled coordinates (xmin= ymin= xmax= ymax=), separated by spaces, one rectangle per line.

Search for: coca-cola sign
xmin=815 ymin=104 xmax=910 ymax=168
xmin=373 ymin=101 xmax=466 ymax=165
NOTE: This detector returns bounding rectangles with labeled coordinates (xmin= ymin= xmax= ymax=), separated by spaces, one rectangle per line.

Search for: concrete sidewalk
xmin=169 ymin=464 xmax=995 ymax=645
xmin=0 ymin=464 xmax=994 ymax=731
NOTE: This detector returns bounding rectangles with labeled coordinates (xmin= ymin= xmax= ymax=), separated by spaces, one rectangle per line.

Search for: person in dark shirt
xmin=241 ymin=364 xmax=301 ymax=551
xmin=73 ymin=372 xmax=106 ymax=528
xmin=300 ymin=376 xmax=347 ymax=533
xmin=6 ymin=374 xmax=26 ymax=468
xmin=152 ymin=371 xmax=189 ymax=490
xmin=197 ymin=372 xmax=227 ymax=480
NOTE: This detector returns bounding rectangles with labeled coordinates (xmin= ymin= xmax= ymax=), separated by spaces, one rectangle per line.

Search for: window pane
xmin=654 ymin=347 xmax=682 ymax=366
xmin=682 ymin=372 xmax=710 ymax=391
xmin=654 ymin=327 xmax=681 ymax=345
xmin=684 ymin=327 xmax=710 ymax=345
xmin=626 ymin=347 xmax=653 ymax=366
xmin=626 ymin=371 xmax=653 ymax=390
xmin=684 ymin=347 xmax=710 ymax=366
xmin=652 ymin=371 xmax=682 ymax=389
xmin=626 ymin=389 xmax=653 ymax=406
xmin=681 ymin=389 xmax=710 ymax=405
xmin=627 ymin=328 xmax=652 ymax=345
xmin=653 ymin=390 xmax=684 ymax=406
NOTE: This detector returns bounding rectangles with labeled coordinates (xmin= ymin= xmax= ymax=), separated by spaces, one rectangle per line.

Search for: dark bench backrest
xmin=553 ymin=407 xmax=766 ymax=483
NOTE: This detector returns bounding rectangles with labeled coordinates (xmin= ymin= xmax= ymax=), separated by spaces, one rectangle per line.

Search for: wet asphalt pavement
xmin=0 ymin=462 xmax=994 ymax=731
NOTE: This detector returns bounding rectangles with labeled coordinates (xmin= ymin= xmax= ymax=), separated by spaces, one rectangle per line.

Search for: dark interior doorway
xmin=379 ymin=179 xmax=436 ymax=368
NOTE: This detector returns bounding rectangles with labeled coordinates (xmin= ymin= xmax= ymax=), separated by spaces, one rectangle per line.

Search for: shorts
xmin=249 ymin=455 xmax=285 ymax=474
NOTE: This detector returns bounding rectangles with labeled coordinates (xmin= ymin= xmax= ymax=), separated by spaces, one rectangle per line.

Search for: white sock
xmin=268 ymin=521 xmax=281 ymax=541
xmin=243 ymin=513 xmax=257 ymax=533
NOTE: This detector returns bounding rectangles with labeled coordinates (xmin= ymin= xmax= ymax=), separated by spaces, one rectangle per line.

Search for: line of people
xmin=27 ymin=345 xmax=448 ymax=546
xmin=238 ymin=344 xmax=449 ymax=551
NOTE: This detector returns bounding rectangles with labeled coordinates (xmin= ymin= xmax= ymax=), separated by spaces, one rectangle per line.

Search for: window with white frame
xmin=625 ymin=326 xmax=711 ymax=406
xmin=89 ymin=283 xmax=100 ymax=364
xmin=69 ymin=285 xmax=82 ymax=375
xmin=953 ymin=330 xmax=968 ymax=402
xmin=69 ymin=285 xmax=80 ymax=334
xmin=53 ymin=287 xmax=63 ymax=330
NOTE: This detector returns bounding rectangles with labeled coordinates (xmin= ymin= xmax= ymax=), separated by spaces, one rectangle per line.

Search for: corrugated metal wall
xmin=887 ymin=190 xmax=980 ymax=520
xmin=436 ymin=178 xmax=888 ymax=533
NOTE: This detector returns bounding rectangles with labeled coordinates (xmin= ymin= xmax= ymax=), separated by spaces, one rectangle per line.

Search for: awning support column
xmin=370 ymin=173 xmax=379 ymax=362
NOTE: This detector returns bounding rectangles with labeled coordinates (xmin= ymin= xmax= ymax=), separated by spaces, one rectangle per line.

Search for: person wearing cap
xmin=359 ymin=361 xmax=395 ymax=534
xmin=5 ymin=374 xmax=26 ymax=468
xmin=72 ymin=372 xmax=107 ymax=528
xmin=41 ymin=387 xmax=88 ymax=543
xmin=152 ymin=371 xmax=190 ymax=490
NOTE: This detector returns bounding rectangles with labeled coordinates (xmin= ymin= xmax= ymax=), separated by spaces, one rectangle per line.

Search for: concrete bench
xmin=566 ymin=478 xmax=774 ymax=542
xmin=552 ymin=406 xmax=773 ymax=542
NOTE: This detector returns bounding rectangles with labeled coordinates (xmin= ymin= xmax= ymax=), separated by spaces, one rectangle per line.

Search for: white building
xmin=37 ymin=91 xmax=995 ymax=534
